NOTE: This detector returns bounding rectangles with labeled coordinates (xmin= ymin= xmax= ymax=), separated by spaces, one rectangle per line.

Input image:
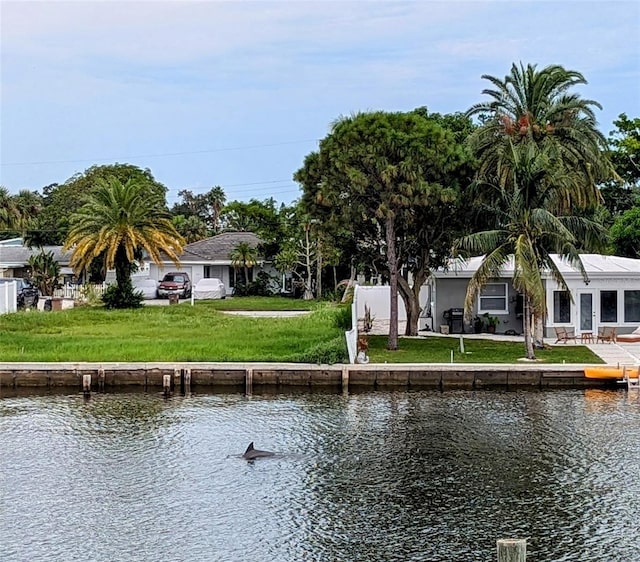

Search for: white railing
xmin=52 ymin=283 xmax=109 ymax=300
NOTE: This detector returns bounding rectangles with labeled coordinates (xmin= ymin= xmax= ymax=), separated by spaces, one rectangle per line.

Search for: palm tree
xmin=230 ymin=241 xmax=258 ymax=288
xmin=206 ymin=186 xmax=226 ymax=234
xmin=64 ymin=176 xmax=184 ymax=306
xmin=0 ymin=186 xmax=21 ymax=234
xmin=461 ymin=63 xmax=613 ymax=358
xmin=457 ymin=143 xmax=606 ymax=359
xmin=467 ymin=62 xmax=610 ymax=206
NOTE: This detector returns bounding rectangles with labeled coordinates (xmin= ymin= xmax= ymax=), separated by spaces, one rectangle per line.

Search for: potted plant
xmin=483 ymin=313 xmax=500 ymax=334
xmin=473 ymin=316 xmax=484 ymax=334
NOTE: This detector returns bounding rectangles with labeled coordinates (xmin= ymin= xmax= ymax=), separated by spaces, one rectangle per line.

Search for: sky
xmin=1 ymin=0 xmax=639 ymax=208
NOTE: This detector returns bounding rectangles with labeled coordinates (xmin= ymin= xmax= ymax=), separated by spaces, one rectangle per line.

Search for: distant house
xmin=149 ymin=232 xmax=279 ymax=292
xmin=0 ymin=239 xmax=74 ymax=281
xmin=429 ymin=254 xmax=640 ymax=337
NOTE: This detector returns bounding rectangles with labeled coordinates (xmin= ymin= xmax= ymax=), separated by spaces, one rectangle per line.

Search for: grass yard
xmin=0 ymin=298 xmax=603 ymax=364
xmin=0 ymin=301 xmax=346 ymax=363
xmin=366 ymin=335 xmax=603 ymax=364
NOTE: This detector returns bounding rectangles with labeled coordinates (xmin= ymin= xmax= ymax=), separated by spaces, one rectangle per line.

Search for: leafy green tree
xmin=220 ymin=198 xmax=289 ymax=258
xmin=171 ymin=186 xmax=226 ymax=234
xmin=297 ymin=110 xmax=467 ymax=349
xmin=38 ymin=164 xmax=168 ymax=245
xmin=65 ymin=176 xmax=184 ymax=309
xmin=464 ymin=63 xmax=613 ymax=358
xmin=28 ymin=249 xmax=61 ymax=296
xmin=610 ymin=207 xmax=640 ymax=258
xmin=599 ymin=114 xmax=640 ymax=221
xmin=172 ymin=214 xmax=209 ymax=243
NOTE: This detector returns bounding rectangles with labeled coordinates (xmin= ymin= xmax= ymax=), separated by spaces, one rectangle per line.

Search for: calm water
xmin=2 ymin=388 xmax=640 ymax=562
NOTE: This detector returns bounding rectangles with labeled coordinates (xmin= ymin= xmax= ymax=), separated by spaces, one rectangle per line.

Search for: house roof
xmin=0 ymin=245 xmax=72 ymax=267
xmin=173 ymin=232 xmax=264 ymax=264
xmin=436 ymin=254 xmax=640 ymax=279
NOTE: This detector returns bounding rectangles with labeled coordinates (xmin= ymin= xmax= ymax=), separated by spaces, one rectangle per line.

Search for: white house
xmin=150 ymin=232 xmax=279 ymax=292
xmin=429 ymin=254 xmax=640 ymax=337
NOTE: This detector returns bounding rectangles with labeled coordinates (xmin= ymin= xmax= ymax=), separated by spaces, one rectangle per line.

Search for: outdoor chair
xmin=596 ymin=326 xmax=617 ymax=344
xmin=554 ymin=326 xmax=577 ymax=344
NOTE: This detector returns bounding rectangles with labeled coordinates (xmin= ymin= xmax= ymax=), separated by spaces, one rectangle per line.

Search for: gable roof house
xmin=428 ymin=254 xmax=640 ymax=338
xmin=0 ymin=239 xmax=74 ymax=280
xmin=149 ymin=232 xmax=278 ymax=292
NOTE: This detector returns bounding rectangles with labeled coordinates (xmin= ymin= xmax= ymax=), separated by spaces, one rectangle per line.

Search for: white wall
xmin=0 ymin=282 xmax=18 ymax=314
xmin=354 ymin=285 xmax=407 ymax=321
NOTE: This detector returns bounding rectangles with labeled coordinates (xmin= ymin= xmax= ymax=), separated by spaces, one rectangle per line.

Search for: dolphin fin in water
xmin=242 ymin=442 xmax=275 ymax=460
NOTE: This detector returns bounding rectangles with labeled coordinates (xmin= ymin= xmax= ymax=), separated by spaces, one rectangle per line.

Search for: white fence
xmin=52 ymin=283 xmax=109 ymax=300
xmin=0 ymin=282 xmax=17 ymax=315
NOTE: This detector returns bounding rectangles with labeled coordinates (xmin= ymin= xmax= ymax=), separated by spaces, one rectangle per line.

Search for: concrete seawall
xmin=0 ymin=362 xmax=620 ymax=392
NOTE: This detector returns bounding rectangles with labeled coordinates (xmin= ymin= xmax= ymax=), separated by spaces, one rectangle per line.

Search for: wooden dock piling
xmin=82 ymin=374 xmax=91 ymax=396
xmin=163 ymin=374 xmax=171 ymax=397
xmin=245 ymin=368 xmax=253 ymax=396
xmin=497 ymin=538 xmax=526 ymax=561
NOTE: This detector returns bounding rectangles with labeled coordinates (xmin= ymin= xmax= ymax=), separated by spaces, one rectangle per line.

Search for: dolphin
xmin=242 ymin=442 xmax=275 ymax=460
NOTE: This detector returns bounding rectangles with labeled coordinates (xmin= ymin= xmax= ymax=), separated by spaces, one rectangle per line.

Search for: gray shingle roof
xmin=181 ymin=232 xmax=263 ymax=262
xmin=0 ymin=245 xmax=71 ymax=266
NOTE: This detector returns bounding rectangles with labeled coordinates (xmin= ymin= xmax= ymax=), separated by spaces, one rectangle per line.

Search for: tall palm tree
xmin=64 ymin=176 xmax=184 ymax=305
xmin=230 ymin=241 xmax=258 ymax=287
xmin=457 ymin=143 xmax=606 ymax=359
xmin=206 ymin=186 xmax=226 ymax=234
xmin=463 ymin=64 xmax=613 ymax=357
xmin=467 ymin=62 xmax=610 ymax=207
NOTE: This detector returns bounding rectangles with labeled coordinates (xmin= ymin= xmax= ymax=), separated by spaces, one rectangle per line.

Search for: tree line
xmin=1 ymin=63 xmax=639 ymax=356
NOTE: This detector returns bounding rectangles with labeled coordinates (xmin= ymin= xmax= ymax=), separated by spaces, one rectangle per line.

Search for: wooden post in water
xmin=245 ymin=368 xmax=253 ymax=396
xmin=497 ymin=538 xmax=526 ymax=562
xmin=97 ymin=367 xmax=105 ymax=391
xmin=342 ymin=366 xmax=349 ymax=394
xmin=163 ymin=374 xmax=171 ymax=397
xmin=82 ymin=374 xmax=91 ymax=396
xmin=183 ymin=368 xmax=191 ymax=395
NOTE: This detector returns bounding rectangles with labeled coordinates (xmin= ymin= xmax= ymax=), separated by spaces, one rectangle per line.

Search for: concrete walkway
xmin=584 ymin=342 xmax=640 ymax=366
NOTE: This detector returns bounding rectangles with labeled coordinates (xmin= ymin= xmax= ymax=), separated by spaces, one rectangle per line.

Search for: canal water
xmin=2 ymin=388 xmax=639 ymax=561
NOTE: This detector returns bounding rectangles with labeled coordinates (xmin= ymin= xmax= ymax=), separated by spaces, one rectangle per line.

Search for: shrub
xmin=101 ymin=284 xmax=144 ymax=309
xmin=294 ymin=336 xmax=349 ymax=364
xmin=333 ymin=304 xmax=352 ymax=331
xmin=233 ymin=271 xmax=276 ymax=297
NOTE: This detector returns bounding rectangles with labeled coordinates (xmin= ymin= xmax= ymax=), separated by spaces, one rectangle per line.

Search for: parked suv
xmin=157 ymin=272 xmax=191 ymax=299
xmin=0 ymin=277 xmax=39 ymax=309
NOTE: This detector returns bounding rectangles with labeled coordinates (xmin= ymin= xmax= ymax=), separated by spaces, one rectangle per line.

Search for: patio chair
xmin=554 ymin=326 xmax=577 ymax=344
xmin=596 ymin=326 xmax=617 ymax=344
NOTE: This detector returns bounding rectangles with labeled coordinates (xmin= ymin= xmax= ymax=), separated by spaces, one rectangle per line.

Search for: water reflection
xmin=1 ymin=389 xmax=640 ymax=561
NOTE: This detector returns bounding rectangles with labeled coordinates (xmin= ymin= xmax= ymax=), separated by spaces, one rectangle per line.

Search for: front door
xmin=578 ymin=291 xmax=595 ymax=335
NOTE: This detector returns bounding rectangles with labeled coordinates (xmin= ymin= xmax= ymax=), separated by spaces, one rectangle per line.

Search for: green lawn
xmin=366 ymin=335 xmax=603 ymax=364
xmin=0 ymin=299 xmax=603 ymax=364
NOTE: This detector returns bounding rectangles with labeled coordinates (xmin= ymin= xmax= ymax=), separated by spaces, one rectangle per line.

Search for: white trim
xmin=478 ymin=282 xmax=509 ymax=314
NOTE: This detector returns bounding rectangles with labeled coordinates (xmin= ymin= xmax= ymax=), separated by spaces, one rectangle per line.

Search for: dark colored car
xmin=0 ymin=277 xmax=39 ymax=309
xmin=157 ymin=272 xmax=191 ymax=299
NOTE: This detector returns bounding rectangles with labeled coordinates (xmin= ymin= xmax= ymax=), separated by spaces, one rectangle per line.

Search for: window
xmin=479 ymin=283 xmax=508 ymax=313
xmin=600 ymin=291 xmax=617 ymax=323
xmin=624 ymin=290 xmax=640 ymax=323
xmin=553 ymin=291 xmax=571 ymax=323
